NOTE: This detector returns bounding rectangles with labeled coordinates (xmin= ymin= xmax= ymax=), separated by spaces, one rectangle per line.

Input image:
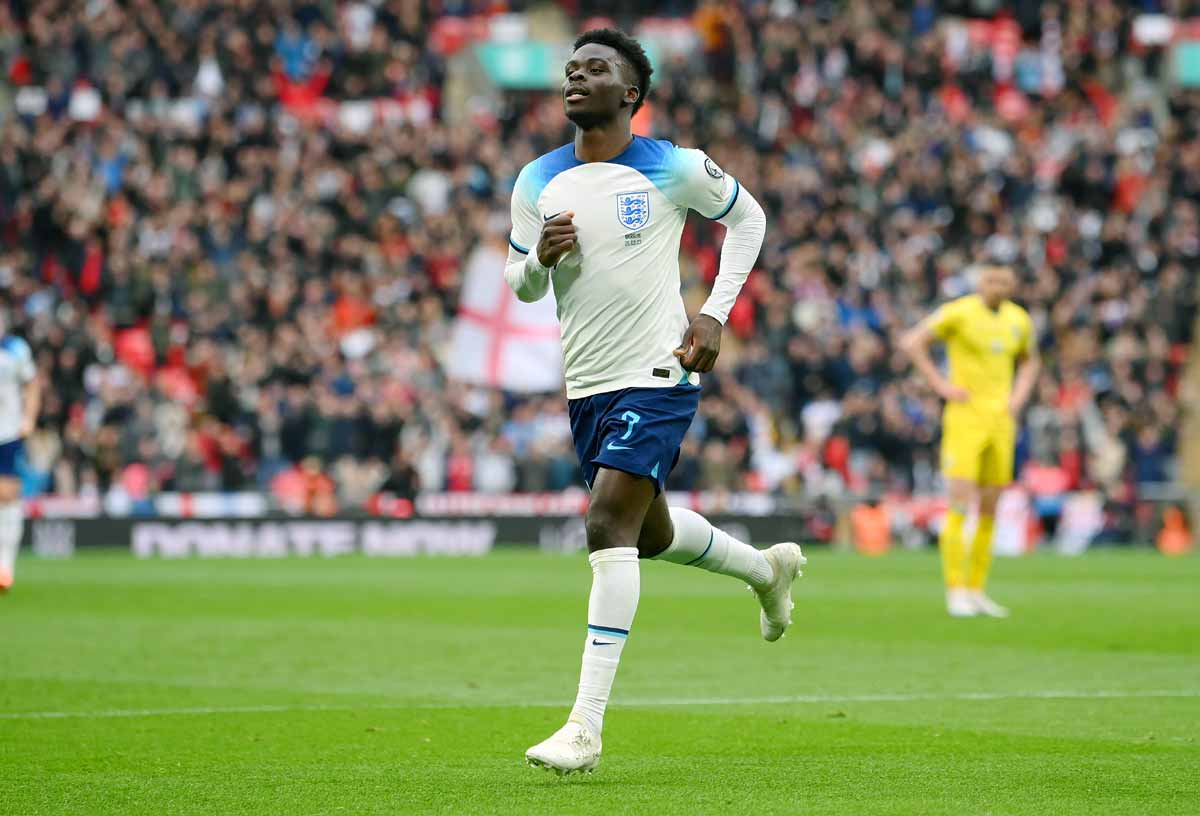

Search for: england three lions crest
xmin=616 ymin=192 xmax=650 ymax=231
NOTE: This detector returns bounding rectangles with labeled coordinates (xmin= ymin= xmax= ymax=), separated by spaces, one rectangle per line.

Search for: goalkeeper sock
xmin=967 ymin=513 xmax=996 ymax=590
xmin=939 ymin=509 xmax=967 ymax=588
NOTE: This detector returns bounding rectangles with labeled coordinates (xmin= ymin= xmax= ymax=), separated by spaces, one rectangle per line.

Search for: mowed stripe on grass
xmin=3 ymin=687 xmax=1200 ymax=720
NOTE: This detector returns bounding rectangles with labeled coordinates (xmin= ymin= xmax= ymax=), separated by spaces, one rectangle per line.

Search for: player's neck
xmin=573 ymin=123 xmax=634 ymax=163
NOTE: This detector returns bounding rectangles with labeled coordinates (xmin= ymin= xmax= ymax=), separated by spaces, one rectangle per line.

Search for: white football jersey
xmin=0 ymin=336 xmax=34 ymax=444
xmin=508 ymin=137 xmax=740 ymax=399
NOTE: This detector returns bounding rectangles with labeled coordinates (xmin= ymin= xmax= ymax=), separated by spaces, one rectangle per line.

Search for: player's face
xmin=978 ymin=266 xmax=1016 ymax=307
xmin=562 ymin=43 xmax=638 ymax=129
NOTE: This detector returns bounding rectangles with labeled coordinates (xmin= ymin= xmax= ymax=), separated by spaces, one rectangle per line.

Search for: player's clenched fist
xmin=674 ymin=314 xmax=723 ymax=373
xmin=537 ymin=211 xmax=577 ymax=267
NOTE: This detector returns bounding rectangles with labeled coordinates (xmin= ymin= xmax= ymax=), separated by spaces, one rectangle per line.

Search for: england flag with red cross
xmin=445 ymin=242 xmax=562 ymax=393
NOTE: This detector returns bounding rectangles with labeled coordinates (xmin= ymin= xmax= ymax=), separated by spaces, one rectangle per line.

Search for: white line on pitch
xmin=612 ymin=689 xmax=1200 ymax=707
xmin=2 ymin=689 xmax=1198 ymax=720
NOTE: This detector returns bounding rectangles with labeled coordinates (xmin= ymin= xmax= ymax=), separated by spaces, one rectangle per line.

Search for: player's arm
xmin=503 ymin=164 xmax=575 ymax=303
xmin=504 ymin=213 xmax=577 ymax=303
xmin=899 ymin=313 xmax=969 ymax=403
xmin=1009 ymin=322 xmax=1041 ymax=417
xmin=18 ymin=343 xmax=39 ymax=438
xmin=19 ymin=376 xmax=40 ymax=438
xmin=672 ymin=150 xmax=767 ymax=373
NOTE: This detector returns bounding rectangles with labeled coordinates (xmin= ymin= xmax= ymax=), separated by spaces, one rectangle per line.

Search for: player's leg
xmin=638 ymin=492 xmax=768 ymax=582
xmin=940 ymin=478 xmax=979 ymax=616
xmin=571 ymin=467 xmax=653 ymax=734
xmin=526 ymin=466 xmax=654 ymax=775
xmin=0 ymin=441 xmax=23 ymax=591
xmin=939 ymin=421 xmax=983 ymax=616
xmin=967 ymin=430 xmax=1014 ymax=617
xmin=965 ymin=483 xmax=1008 ymax=617
xmin=639 ymin=493 xmax=804 ymax=641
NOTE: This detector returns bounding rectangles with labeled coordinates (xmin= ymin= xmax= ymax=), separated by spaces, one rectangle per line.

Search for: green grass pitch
xmin=1 ymin=549 xmax=1198 ymax=815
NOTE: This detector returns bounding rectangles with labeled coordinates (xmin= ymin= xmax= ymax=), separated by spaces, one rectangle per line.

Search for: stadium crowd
xmin=0 ymin=0 xmax=1195 ymax=515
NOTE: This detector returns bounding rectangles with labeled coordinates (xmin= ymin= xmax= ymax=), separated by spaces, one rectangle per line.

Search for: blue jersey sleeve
xmin=665 ymin=147 xmax=740 ymax=220
xmin=508 ymin=162 xmax=543 ymax=256
xmin=2 ymin=337 xmax=34 ymax=383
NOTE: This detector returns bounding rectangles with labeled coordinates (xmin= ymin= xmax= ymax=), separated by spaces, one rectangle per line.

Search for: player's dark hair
xmin=573 ymin=28 xmax=653 ymax=114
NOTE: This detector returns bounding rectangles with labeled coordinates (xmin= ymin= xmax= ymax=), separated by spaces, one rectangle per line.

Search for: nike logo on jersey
xmin=542 ymin=211 xmax=563 ymax=222
xmin=606 ymin=442 xmax=633 ymax=451
xmin=591 ymin=639 xmax=616 ymax=646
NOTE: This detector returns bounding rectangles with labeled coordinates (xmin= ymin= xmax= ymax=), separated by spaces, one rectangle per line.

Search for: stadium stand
xmin=0 ymin=1 xmax=1195 ymax=535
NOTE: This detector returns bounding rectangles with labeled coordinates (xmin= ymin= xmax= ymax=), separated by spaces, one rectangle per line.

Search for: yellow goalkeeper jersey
xmin=929 ymin=294 xmax=1033 ymax=416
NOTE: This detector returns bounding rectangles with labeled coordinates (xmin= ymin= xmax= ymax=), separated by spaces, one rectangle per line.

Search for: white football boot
xmin=946 ymin=588 xmax=977 ymax=618
xmin=525 ymin=721 xmax=602 ymax=776
xmin=754 ymin=542 xmax=806 ymax=642
xmin=969 ymin=590 xmax=1010 ymax=618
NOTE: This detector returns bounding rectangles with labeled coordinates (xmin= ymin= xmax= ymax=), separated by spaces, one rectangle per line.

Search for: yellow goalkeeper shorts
xmin=940 ymin=409 xmax=1016 ymax=487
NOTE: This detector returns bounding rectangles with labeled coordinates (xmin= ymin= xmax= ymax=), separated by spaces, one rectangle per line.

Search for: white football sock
xmin=567 ymin=547 xmax=640 ymax=737
xmin=654 ymin=507 xmax=773 ymax=589
xmin=0 ymin=501 xmax=23 ymax=576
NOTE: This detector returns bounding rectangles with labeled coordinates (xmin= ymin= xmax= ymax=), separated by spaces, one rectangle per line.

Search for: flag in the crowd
xmin=445 ymin=243 xmax=562 ymax=393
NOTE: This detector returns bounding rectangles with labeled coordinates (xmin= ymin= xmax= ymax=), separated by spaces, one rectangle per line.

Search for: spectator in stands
xmin=0 ymin=0 xmax=1193 ymax=516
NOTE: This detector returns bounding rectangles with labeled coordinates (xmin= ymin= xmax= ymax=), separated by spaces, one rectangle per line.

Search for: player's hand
xmin=937 ymin=382 xmax=970 ymax=403
xmin=18 ymin=417 xmax=35 ymax=438
xmin=674 ymin=315 xmax=722 ymax=373
xmin=536 ymin=211 xmax=576 ymax=268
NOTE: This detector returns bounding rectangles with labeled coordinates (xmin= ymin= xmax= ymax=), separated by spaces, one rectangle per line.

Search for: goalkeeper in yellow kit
xmin=901 ymin=266 xmax=1041 ymax=617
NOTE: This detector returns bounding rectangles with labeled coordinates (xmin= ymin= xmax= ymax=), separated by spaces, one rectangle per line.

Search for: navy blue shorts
xmin=0 ymin=439 xmax=22 ymax=477
xmin=568 ymin=384 xmax=701 ymax=494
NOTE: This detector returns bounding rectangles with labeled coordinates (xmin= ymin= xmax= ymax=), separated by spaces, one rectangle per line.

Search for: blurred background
xmin=0 ymin=0 xmax=1197 ymax=556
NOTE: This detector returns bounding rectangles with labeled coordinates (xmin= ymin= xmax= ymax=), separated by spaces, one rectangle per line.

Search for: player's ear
xmin=624 ymin=85 xmax=639 ymax=107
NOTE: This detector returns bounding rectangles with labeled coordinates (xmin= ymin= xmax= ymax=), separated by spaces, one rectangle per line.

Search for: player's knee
xmin=978 ymin=488 xmax=1002 ymax=515
xmin=945 ymin=479 xmax=976 ymax=511
xmin=585 ymin=501 xmax=638 ymax=551
xmin=636 ymin=521 xmax=672 ymax=559
xmin=0 ymin=479 xmax=19 ymax=504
